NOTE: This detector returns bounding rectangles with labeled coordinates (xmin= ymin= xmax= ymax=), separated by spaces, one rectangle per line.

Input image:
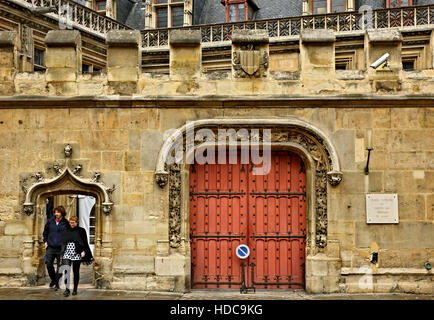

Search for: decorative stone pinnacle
xmin=64 ymin=144 xmax=72 ymax=157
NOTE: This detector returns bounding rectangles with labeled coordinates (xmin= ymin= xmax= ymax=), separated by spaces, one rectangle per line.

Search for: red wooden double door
xmin=190 ymin=151 xmax=307 ymax=290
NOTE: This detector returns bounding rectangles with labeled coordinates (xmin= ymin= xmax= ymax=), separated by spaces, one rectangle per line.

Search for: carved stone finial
xmin=327 ymin=171 xmax=343 ymax=186
xmin=155 ymin=172 xmax=169 ymax=188
xmin=53 ymin=163 xmax=63 ymax=176
xmin=72 ymin=164 xmax=82 ymax=175
xmin=107 ymin=184 xmax=116 ymax=194
xmin=33 ymin=172 xmax=44 ymax=182
xmin=64 ymin=144 xmax=73 ymax=158
xmin=91 ymin=172 xmax=101 ymax=183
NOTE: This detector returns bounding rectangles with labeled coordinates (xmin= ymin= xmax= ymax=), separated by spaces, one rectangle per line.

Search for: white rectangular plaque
xmin=366 ymin=194 xmax=399 ymax=224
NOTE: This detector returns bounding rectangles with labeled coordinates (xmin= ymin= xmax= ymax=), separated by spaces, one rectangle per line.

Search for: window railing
xmin=141 ymin=4 xmax=434 ymax=48
xmin=9 ymin=0 xmax=130 ymax=38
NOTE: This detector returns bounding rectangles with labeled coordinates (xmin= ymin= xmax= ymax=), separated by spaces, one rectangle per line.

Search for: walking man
xmin=43 ymin=205 xmax=69 ymax=290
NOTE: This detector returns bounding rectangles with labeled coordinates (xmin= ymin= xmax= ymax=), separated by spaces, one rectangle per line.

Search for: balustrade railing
xmin=141 ymin=5 xmax=434 ymax=48
xmin=6 ymin=1 xmax=434 ymax=48
xmin=9 ymin=0 xmax=130 ymax=38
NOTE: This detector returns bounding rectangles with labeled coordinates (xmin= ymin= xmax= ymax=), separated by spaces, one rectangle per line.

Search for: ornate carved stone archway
xmin=154 ymin=118 xmax=343 ymax=249
xmin=19 ymin=144 xmax=116 ymax=287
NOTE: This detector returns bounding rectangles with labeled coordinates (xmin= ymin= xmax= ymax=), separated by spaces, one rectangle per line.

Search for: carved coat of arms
xmin=233 ymin=45 xmax=269 ymax=78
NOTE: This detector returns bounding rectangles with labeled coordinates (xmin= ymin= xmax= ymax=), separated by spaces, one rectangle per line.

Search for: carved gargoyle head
xmin=102 ymin=204 xmax=112 ymax=215
xmin=24 ymin=204 xmax=34 ymax=215
xmin=155 ymin=172 xmax=169 ymax=188
xmin=327 ymin=171 xmax=343 ymax=186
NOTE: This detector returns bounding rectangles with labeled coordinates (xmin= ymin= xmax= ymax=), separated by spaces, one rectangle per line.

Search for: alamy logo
xmin=58 ymin=264 xmax=71 ymax=289
xmin=358 ymin=265 xmax=373 ymax=290
xmin=59 ymin=4 xmax=74 ymax=30
xmin=163 ymin=122 xmax=272 ymax=175
xmin=359 ymin=5 xmax=374 ymax=30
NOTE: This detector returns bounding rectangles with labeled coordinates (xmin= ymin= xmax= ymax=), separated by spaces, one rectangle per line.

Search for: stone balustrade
xmin=0 ymin=28 xmax=433 ymax=98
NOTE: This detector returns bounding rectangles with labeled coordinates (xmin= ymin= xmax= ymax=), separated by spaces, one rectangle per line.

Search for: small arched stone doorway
xmin=36 ymin=190 xmax=98 ymax=286
xmin=21 ymin=151 xmax=114 ymax=288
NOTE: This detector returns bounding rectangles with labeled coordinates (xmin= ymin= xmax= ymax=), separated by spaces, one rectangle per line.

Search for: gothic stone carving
xmin=233 ymin=44 xmax=269 ymax=78
xmin=155 ymin=171 xmax=169 ymax=188
xmin=327 ymin=171 xmax=343 ymax=186
xmin=91 ymin=172 xmax=101 ymax=183
xmin=164 ymin=126 xmax=341 ymax=249
xmin=272 ymin=130 xmax=330 ymax=248
xmin=21 ymin=144 xmax=116 ymax=215
xmin=168 ymin=164 xmax=182 ymax=248
xmin=64 ymin=144 xmax=73 ymax=157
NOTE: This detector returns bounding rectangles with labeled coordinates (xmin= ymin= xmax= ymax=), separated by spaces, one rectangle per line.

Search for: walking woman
xmin=60 ymin=216 xmax=93 ymax=297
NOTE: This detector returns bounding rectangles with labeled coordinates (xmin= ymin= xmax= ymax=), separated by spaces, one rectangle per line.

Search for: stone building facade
xmin=0 ymin=1 xmax=433 ymax=294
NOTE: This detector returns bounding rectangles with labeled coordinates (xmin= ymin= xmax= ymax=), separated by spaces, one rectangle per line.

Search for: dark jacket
xmin=60 ymin=226 xmax=93 ymax=264
xmin=42 ymin=217 xmax=69 ymax=248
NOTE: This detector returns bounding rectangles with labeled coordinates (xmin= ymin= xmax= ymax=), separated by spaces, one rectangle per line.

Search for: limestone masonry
xmin=0 ymin=26 xmax=433 ymax=294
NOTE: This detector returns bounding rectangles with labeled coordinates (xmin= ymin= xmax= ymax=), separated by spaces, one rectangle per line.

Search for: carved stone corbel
xmin=24 ymin=204 xmax=34 ymax=216
xmin=155 ymin=171 xmax=169 ymax=188
xmin=102 ymin=203 xmax=113 ymax=214
xmin=327 ymin=171 xmax=343 ymax=186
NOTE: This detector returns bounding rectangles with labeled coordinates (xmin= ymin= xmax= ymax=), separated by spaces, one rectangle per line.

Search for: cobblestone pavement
xmin=0 ymin=285 xmax=432 ymax=300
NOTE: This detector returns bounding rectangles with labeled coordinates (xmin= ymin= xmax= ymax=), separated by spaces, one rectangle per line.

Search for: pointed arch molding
xmin=154 ymin=118 xmax=343 ymax=248
xmin=22 ymin=159 xmax=114 ymax=216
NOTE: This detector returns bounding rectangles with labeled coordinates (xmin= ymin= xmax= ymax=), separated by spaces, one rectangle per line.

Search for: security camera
xmin=370 ymin=53 xmax=390 ymax=69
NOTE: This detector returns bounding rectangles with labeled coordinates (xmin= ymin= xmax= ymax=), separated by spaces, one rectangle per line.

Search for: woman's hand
xmin=81 ymin=252 xmax=85 ymax=258
xmin=44 ymin=242 xmax=48 ymax=249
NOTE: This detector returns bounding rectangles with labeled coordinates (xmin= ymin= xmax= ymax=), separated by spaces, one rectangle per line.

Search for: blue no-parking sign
xmin=236 ymin=244 xmax=250 ymax=259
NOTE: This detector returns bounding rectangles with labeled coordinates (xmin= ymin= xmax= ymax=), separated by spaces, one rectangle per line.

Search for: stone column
xmin=169 ymin=29 xmax=202 ymax=81
xmin=300 ymin=29 xmax=336 ymax=86
xmin=347 ymin=0 xmax=355 ymax=11
xmin=144 ymin=0 xmax=153 ymax=29
xmin=44 ymin=30 xmax=81 ymax=94
xmin=0 ymin=31 xmax=18 ymax=95
xmin=106 ymin=30 xmax=142 ymax=94
xmin=183 ymin=0 xmax=193 ymax=26
xmin=365 ymin=28 xmax=403 ymax=92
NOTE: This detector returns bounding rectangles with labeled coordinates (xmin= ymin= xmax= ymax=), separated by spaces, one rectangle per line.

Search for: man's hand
xmin=44 ymin=242 xmax=48 ymax=249
xmin=81 ymin=252 xmax=85 ymax=258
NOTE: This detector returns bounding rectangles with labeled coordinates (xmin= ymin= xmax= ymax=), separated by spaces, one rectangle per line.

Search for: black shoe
xmin=54 ymin=284 xmax=60 ymax=291
xmin=72 ymin=290 xmax=77 ymax=296
xmin=63 ymin=289 xmax=70 ymax=297
xmin=49 ymin=280 xmax=56 ymax=288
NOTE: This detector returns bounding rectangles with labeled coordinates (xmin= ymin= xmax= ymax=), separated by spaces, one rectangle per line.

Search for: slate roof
xmin=114 ymin=0 xmax=434 ymax=29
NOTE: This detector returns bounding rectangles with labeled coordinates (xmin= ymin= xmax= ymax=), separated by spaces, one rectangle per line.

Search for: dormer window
xmin=313 ymin=0 xmax=327 ymax=14
xmin=331 ymin=0 xmax=346 ymax=13
xmin=145 ymin=0 xmax=192 ymax=30
xmin=387 ymin=0 xmax=413 ymax=8
xmin=306 ymin=0 xmax=348 ymax=15
xmin=155 ymin=0 xmax=184 ymax=28
xmin=221 ymin=0 xmax=258 ymax=23
xmin=95 ymin=0 xmax=106 ymax=13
